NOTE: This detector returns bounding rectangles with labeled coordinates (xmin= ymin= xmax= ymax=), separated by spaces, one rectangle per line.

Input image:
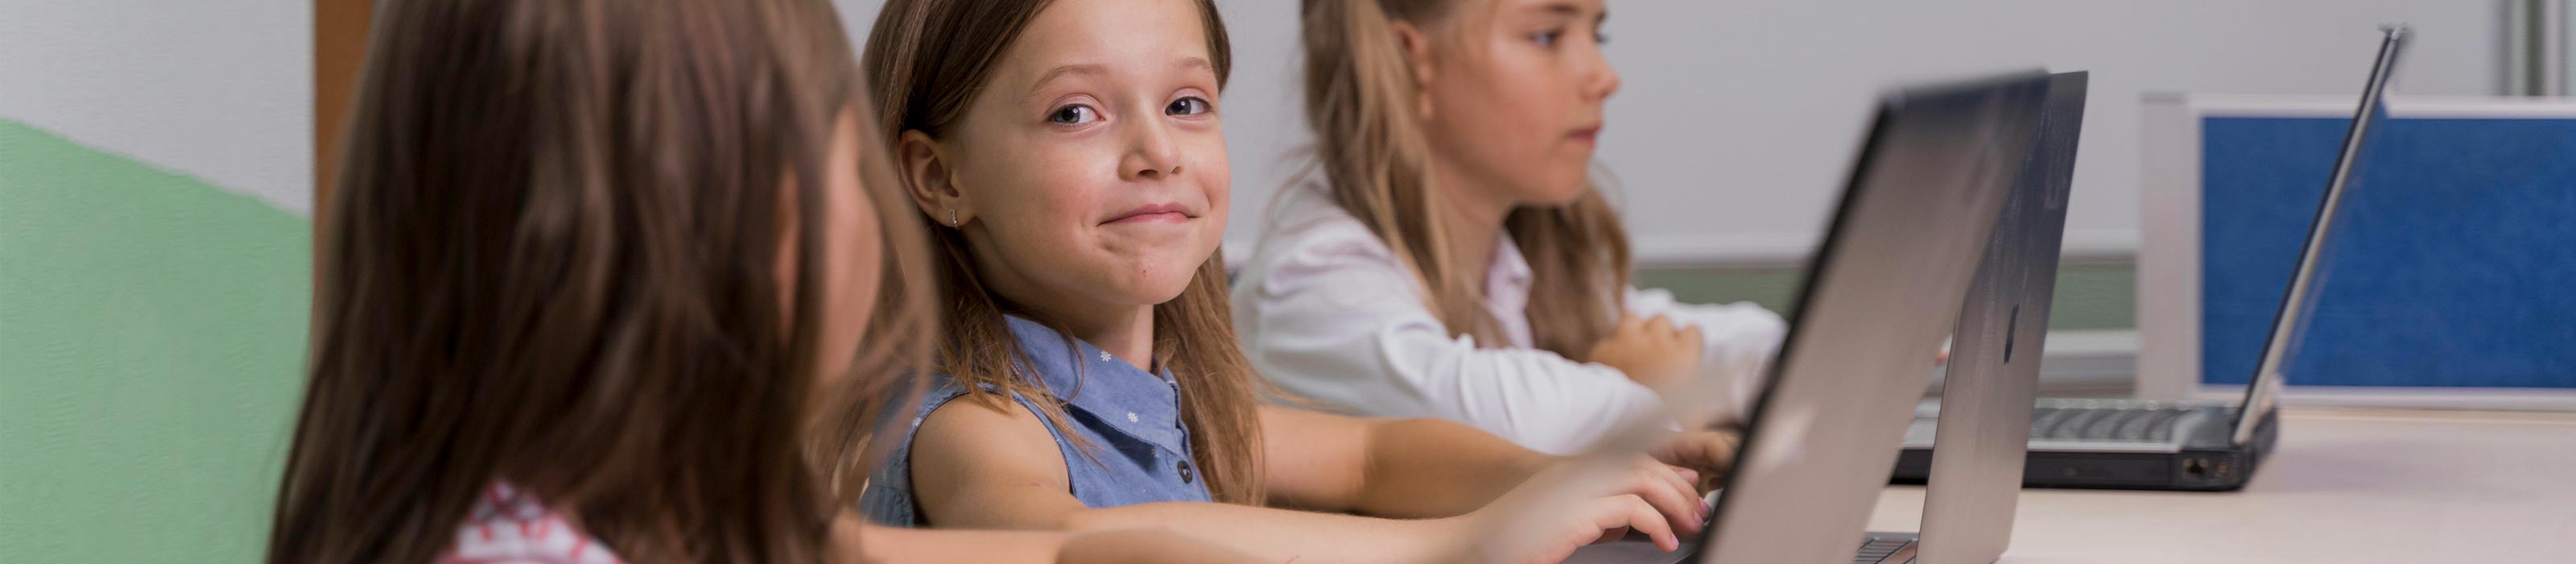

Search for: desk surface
xmin=1867 ymin=408 xmax=2576 ymax=563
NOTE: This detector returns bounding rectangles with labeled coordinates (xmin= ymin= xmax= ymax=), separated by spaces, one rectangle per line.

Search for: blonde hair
xmin=1301 ymin=0 xmax=1634 ymax=358
xmin=862 ymin=0 xmax=1266 ymax=505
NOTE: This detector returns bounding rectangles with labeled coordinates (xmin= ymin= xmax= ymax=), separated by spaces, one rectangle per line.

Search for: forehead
xmin=999 ymin=0 xmax=1213 ymax=81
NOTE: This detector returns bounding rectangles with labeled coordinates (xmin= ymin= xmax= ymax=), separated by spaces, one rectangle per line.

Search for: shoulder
xmin=1235 ymin=183 xmax=1417 ymax=305
xmin=912 ymin=391 xmax=1071 ymax=484
xmin=440 ymin=483 xmax=623 ymax=564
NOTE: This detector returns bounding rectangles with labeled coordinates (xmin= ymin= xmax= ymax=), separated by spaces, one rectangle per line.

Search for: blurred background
xmin=2 ymin=1 xmax=2569 ymax=562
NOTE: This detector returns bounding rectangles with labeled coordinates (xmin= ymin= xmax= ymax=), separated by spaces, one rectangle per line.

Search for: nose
xmin=1121 ymin=118 xmax=1183 ymax=180
xmin=1581 ymin=38 xmax=1622 ymax=103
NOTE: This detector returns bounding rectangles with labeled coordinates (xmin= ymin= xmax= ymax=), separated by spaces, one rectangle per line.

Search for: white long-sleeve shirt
xmin=1231 ymin=184 xmax=1789 ymax=454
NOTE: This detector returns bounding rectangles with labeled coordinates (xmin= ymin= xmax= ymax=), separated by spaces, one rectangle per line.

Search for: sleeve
xmin=1623 ymin=287 xmax=1789 ymax=425
xmin=1236 ymin=225 xmax=1666 ymax=455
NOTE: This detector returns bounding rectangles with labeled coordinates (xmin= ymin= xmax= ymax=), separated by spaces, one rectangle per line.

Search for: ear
xmin=1389 ymin=20 xmax=1439 ymax=120
xmin=896 ymin=130 xmax=970 ymax=228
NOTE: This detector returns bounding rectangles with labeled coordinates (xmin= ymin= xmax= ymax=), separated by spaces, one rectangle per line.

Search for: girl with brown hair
xmin=856 ymin=0 xmax=1721 ymax=561
xmin=266 ymin=0 xmax=1253 ymax=562
xmin=1232 ymin=0 xmax=1789 ymax=454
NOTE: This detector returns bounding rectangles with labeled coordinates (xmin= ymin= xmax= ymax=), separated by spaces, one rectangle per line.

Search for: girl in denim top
xmin=855 ymin=0 xmax=1738 ymax=561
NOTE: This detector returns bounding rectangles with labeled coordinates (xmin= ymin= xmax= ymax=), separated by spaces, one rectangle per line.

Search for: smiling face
xmin=913 ymin=0 xmax=1228 ymax=318
xmin=1415 ymin=0 xmax=1620 ymax=208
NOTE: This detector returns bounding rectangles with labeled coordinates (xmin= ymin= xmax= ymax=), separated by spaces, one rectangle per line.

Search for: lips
xmin=1570 ymin=126 xmax=1602 ymax=143
xmin=1104 ymin=202 xmax=1196 ymax=225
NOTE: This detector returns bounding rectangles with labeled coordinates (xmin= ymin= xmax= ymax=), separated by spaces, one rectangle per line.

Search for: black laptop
xmin=1893 ymin=26 xmax=2407 ymax=491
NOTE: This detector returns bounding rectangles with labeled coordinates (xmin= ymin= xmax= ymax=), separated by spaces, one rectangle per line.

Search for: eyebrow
xmin=1532 ymin=2 xmax=1608 ymax=23
xmin=1027 ymin=64 xmax=1109 ymax=99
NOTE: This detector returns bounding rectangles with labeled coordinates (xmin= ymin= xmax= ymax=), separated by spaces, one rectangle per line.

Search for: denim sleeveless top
xmin=860 ymin=315 xmax=1212 ymax=526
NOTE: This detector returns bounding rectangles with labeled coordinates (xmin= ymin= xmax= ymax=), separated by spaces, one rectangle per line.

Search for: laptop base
xmin=1893 ymin=408 xmax=2278 ymax=491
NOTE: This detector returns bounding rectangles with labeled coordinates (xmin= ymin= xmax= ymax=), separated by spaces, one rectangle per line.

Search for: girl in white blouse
xmin=1232 ymin=0 xmax=1787 ymax=454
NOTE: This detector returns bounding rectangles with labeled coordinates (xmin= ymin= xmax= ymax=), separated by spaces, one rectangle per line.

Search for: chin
xmin=1105 ymin=262 xmax=1207 ymax=306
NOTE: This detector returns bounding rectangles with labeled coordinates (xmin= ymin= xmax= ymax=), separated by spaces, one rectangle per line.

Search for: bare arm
xmin=1257 ymin=405 xmax=1555 ymax=518
xmin=906 ymin=399 xmax=1457 ymax=562
xmin=841 ymin=518 xmax=1262 ymax=564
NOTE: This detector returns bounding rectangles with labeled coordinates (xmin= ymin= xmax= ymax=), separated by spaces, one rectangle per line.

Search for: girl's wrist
xmin=1402 ymin=515 xmax=1482 ymax=562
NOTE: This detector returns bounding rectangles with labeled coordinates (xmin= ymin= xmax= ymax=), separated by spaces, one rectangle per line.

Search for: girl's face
xmin=913 ymin=0 xmax=1229 ymax=314
xmin=1415 ymin=0 xmax=1620 ymax=208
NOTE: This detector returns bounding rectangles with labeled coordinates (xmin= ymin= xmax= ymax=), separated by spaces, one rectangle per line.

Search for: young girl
xmin=1230 ymin=0 xmax=1789 ymax=454
xmin=266 ymin=0 xmax=1254 ymax=562
xmin=857 ymin=0 xmax=1728 ymax=561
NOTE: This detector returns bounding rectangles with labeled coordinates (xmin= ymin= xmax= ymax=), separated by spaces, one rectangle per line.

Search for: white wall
xmin=0 ymin=0 xmax=312 ymax=214
xmin=844 ymin=1 xmax=2503 ymax=263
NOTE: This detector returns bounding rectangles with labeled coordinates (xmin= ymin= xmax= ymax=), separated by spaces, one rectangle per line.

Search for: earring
xmin=947 ymin=208 xmax=959 ymax=227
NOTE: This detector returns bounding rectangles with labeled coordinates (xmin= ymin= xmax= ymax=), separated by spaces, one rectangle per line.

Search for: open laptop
xmin=1892 ymin=26 xmax=2407 ymax=491
xmin=1561 ymin=70 xmax=2055 ymax=564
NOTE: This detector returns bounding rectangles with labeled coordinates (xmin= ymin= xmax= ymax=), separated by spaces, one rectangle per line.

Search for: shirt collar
xmin=1001 ymin=315 xmax=1190 ymax=454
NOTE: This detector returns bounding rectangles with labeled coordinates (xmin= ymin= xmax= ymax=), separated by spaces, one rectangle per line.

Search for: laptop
xmin=1892 ymin=26 xmax=2408 ymax=491
xmin=1559 ymin=70 xmax=2056 ymax=564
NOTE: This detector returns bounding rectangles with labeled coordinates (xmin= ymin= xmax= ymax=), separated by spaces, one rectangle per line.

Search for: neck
xmin=1428 ymin=158 xmax=1513 ymax=288
xmin=966 ymin=238 xmax=1162 ymax=372
xmin=1042 ymin=303 xmax=1157 ymax=373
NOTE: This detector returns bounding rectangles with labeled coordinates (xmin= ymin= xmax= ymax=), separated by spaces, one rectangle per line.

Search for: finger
xmin=1655 ymin=464 xmax=1705 ymax=530
xmin=1644 ymin=314 xmax=1676 ymax=337
xmin=1617 ymin=495 xmax=1681 ymax=552
xmin=1661 ymin=431 xmax=1740 ymax=476
xmin=1628 ymin=464 xmax=1703 ymax=534
xmin=1679 ymin=326 xmax=1706 ymax=349
xmin=1591 ymin=526 xmax=1631 ymax=545
xmin=1616 ymin=314 xmax=1645 ymax=335
xmin=1670 ymin=465 xmax=1702 ymax=489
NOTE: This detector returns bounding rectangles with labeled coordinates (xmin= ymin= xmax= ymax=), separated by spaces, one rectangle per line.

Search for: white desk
xmin=1867 ymin=408 xmax=2576 ymax=563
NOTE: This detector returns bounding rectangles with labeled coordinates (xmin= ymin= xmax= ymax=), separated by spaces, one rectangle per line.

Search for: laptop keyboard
xmin=2030 ymin=406 xmax=2194 ymax=442
xmin=1854 ymin=536 xmax=1916 ymax=564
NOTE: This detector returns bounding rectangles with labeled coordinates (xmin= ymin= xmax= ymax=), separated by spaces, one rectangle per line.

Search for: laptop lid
xmin=1913 ymin=70 xmax=2086 ymax=564
xmin=2231 ymin=25 xmax=2407 ymax=446
xmin=1693 ymin=71 xmax=2053 ymax=564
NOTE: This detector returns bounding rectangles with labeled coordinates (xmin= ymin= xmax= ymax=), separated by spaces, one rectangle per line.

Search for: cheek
xmin=1190 ymin=135 xmax=1231 ymax=233
xmin=970 ymin=143 xmax=1105 ymax=233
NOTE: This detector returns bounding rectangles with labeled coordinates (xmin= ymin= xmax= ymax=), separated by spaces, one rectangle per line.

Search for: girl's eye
xmin=1048 ymin=105 xmax=1100 ymax=125
xmin=1166 ymin=97 xmax=1212 ymax=116
xmin=1531 ymin=29 xmax=1563 ymax=48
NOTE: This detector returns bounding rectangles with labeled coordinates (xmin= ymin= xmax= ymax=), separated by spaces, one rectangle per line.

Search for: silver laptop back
xmin=1697 ymin=72 xmax=2051 ymax=564
xmin=1913 ymin=70 xmax=2087 ymax=564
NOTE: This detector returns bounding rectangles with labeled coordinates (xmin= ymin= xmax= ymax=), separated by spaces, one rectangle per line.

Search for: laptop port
xmin=2182 ymin=458 xmax=2209 ymax=479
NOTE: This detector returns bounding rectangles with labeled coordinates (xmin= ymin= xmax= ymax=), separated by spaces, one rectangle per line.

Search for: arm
xmin=906 ymin=397 xmax=1455 ymax=562
xmin=1623 ymin=288 xmax=1788 ymax=425
xmin=1237 ymin=247 xmax=1669 ymax=454
xmin=843 ymin=519 xmax=1262 ymax=564
xmin=1256 ymin=405 xmax=1554 ymax=518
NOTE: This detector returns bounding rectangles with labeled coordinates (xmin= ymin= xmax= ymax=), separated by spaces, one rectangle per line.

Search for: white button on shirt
xmin=1231 ymin=184 xmax=1789 ymax=454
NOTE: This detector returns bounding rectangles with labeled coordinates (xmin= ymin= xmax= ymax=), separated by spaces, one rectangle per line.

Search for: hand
xmin=1587 ymin=314 xmax=1706 ymax=391
xmin=1442 ymin=457 xmax=1707 ymax=562
xmin=1649 ymin=430 xmax=1741 ymax=493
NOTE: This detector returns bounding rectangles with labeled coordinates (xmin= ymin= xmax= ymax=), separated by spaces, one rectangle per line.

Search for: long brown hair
xmin=268 ymin=0 xmax=934 ymax=562
xmin=861 ymin=0 xmax=1265 ymax=505
xmin=1301 ymin=0 xmax=1633 ymax=358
